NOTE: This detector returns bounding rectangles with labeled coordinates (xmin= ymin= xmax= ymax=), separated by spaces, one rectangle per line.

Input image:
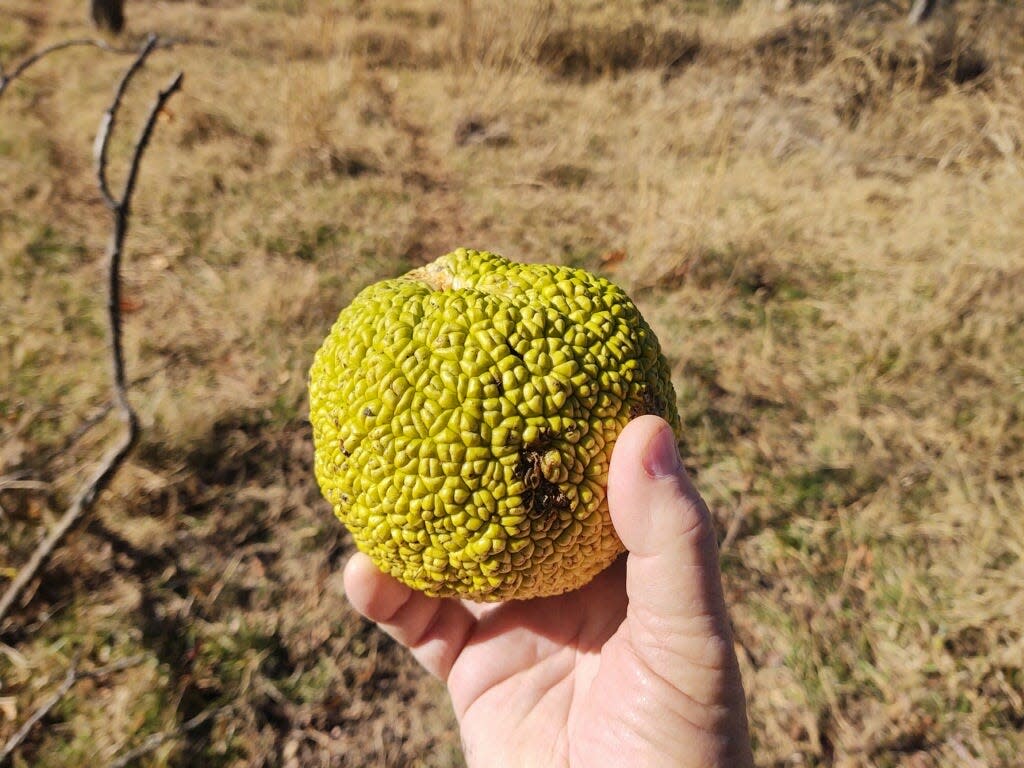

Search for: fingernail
xmin=643 ymin=423 xmax=682 ymax=478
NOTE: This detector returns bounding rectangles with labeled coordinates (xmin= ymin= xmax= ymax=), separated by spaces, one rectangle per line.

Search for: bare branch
xmin=104 ymin=68 xmax=184 ymax=412
xmin=106 ymin=705 xmax=232 ymax=768
xmin=81 ymin=654 xmax=148 ymax=679
xmin=95 ymin=33 xmax=161 ymax=208
xmin=0 ymin=432 xmax=134 ymax=625
xmin=0 ymin=40 xmax=184 ymax=631
xmin=0 ymin=38 xmax=135 ymax=99
xmin=0 ymin=653 xmax=80 ymax=762
xmin=49 ymin=402 xmax=116 ymax=460
xmin=0 ymin=479 xmax=50 ymax=493
xmin=0 ymin=653 xmax=147 ymax=763
xmin=119 ymin=71 xmax=185 ymax=210
xmin=36 ymin=367 xmax=167 ymax=471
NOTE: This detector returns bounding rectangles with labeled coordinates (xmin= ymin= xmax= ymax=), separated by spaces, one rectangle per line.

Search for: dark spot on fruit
xmin=630 ymin=386 xmax=663 ymax=419
xmin=362 ymin=406 xmax=375 ymax=417
xmin=515 ymin=441 xmax=569 ymax=523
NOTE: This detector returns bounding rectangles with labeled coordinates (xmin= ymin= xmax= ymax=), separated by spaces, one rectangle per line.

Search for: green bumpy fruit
xmin=309 ymin=248 xmax=681 ymax=601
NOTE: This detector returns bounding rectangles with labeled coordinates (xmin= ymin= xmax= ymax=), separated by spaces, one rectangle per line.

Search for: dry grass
xmin=1 ymin=0 xmax=1022 ymax=765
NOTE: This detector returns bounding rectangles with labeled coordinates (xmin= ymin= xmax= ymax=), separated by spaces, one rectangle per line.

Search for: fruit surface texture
xmin=309 ymin=248 xmax=680 ymax=600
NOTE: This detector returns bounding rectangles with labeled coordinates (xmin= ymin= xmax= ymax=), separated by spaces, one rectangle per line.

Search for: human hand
xmin=343 ymin=415 xmax=754 ymax=767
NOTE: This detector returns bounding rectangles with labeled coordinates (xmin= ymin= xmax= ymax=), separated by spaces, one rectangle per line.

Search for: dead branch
xmin=106 ymin=705 xmax=233 ymax=768
xmin=0 ymin=654 xmax=80 ymax=763
xmin=33 ymin=368 xmax=168 ymax=473
xmin=0 ymin=38 xmax=135 ymax=99
xmin=0 ymin=32 xmax=190 ymax=102
xmin=0 ymin=35 xmax=184 ymax=629
xmin=48 ymin=403 xmax=115 ymax=461
xmin=0 ymin=479 xmax=50 ymax=493
xmin=0 ymin=653 xmax=147 ymax=763
xmin=95 ymin=33 xmax=160 ymax=208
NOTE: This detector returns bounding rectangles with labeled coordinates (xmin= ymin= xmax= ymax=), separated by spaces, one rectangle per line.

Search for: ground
xmin=1 ymin=0 xmax=1022 ymax=766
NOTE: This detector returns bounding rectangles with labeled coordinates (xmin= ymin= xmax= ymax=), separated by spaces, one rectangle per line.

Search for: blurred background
xmin=1 ymin=0 xmax=1022 ymax=765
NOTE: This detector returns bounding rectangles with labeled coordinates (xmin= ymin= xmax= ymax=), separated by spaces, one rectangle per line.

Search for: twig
xmin=50 ymin=402 xmax=116 ymax=459
xmin=35 ymin=367 xmax=167 ymax=471
xmin=0 ymin=653 xmax=147 ymax=764
xmin=0 ymin=653 xmax=81 ymax=763
xmin=0 ymin=479 xmax=50 ymax=493
xmin=0 ymin=37 xmax=184 ymax=629
xmin=106 ymin=705 xmax=232 ymax=768
xmin=0 ymin=38 xmax=135 ymax=99
xmin=80 ymin=653 xmax=148 ymax=679
xmin=94 ymin=33 xmax=159 ymax=209
xmin=0 ymin=434 xmax=135 ymax=625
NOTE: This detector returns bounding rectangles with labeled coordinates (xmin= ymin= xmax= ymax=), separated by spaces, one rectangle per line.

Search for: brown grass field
xmin=1 ymin=0 xmax=1022 ymax=765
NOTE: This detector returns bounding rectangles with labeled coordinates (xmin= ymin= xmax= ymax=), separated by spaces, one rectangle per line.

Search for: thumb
xmin=607 ymin=415 xmax=735 ymax=671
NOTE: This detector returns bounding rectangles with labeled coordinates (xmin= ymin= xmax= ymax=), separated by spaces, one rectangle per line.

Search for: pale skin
xmin=344 ymin=415 xmax=755 ymax=768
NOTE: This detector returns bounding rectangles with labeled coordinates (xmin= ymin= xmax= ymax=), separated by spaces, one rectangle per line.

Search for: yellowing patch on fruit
xmin=309 ymin=249 xmax=681 ymax=601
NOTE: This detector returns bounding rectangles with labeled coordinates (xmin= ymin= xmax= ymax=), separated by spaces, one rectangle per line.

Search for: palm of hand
xmin=450 ymin=557 xmax=625 ymax=767
xmin=448 ymin=558 xmax=722 ymax=768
